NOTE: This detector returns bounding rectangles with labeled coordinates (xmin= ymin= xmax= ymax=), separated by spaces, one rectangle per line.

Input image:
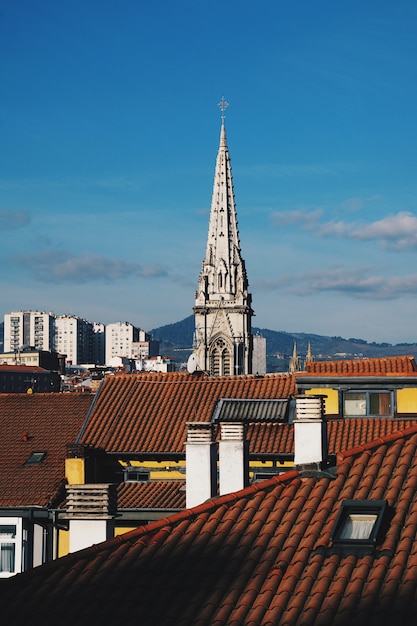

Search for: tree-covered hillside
xmin=150 ymin=316 xmax=417 ymax=372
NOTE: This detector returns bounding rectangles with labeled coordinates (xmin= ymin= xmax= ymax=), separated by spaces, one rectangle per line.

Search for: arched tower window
xmin=209 ymin=337 xmax=232 ymax=376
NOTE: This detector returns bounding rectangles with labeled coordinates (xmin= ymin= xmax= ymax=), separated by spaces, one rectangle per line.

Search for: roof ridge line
xmin=123 ymin=469 xmax=301 ymax=543
xmin=337 ymin=423 xmax=417 ymax=461
xmin=50 ymin=470 xmax=302 ymax=565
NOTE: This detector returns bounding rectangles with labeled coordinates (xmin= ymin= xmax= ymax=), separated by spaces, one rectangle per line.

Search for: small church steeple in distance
xmin=192 ymin=98 xmax=255 ymax=376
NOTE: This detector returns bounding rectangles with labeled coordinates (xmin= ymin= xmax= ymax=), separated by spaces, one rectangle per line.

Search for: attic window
xmin=24 ymin=451 xmax=46 ymax=465
xmin=343 ymin=391 xmax=393 ymax=417
xmin=123 ymin=467 xmax=149 ymax=482
xmin=332 ymin=500 xmax=387 ymax=546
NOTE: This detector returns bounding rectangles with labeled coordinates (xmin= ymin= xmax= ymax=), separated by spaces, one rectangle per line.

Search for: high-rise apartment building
xmin=54 ymin=315 xmax=93 ymax=366
xmin=92 ymin=322 xmax=106 ymax=366
xmin=105 ymin=322 xmax=140 ymax=365
xmin=3 ymin=313 xmax=158 ymax=369
xmin=4 ymin=311 xmax=55 ymax=353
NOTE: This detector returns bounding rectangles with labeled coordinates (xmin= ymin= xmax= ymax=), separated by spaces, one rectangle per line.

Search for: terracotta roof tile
xmin=72 ymin=370 xmax=417 ymax=461
xmin=116 ymin=480 xmax=185 ymax=509
xmin=0 ymin=393 xmax=93 ymax=507
xmin=8 ymin=424 xmax=417 ymax=624
xmin=78 ymin=371 xmax=296 ymax=454
xmin=6 ymin=377 xmax=417 ymax=623
xmin=303 ymin=354 xmax=417 ymax=376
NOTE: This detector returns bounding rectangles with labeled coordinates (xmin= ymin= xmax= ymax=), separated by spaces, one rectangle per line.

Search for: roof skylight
xmin=24 ymin=451 xmax=47 ymax=465
xmin=332 ymin=500 xmax=388 ymax=547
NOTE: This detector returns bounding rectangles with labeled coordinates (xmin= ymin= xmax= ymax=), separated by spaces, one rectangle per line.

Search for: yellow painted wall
xmin=120 ymin=459 xmax=185 ymax=480
xmin=115 ymin=527 xmax=136 ymax=537
xmin=58 ymin=529 xmax=69 ymax=558
xmin=397 ymin=388 xmax=417 ymax=413
xmin=65 ymin=458 xmax=85 ymax=485
xmin=305 ymin=388 xmax=339 ymax=415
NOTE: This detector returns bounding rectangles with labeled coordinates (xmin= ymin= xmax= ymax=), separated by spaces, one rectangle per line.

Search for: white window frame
xmin=0 ymin=517 xmax=23 ymax=578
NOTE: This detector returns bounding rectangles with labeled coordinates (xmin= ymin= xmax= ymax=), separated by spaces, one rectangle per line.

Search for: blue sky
xmin=1 ymin=0 xmax=417 ymax=344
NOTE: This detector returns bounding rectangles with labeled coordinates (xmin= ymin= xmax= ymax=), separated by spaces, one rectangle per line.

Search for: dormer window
xmin=343 ymin=391 xmax=393 ymax=417
xmin=332 ymin=500 xmax=388 ymax=547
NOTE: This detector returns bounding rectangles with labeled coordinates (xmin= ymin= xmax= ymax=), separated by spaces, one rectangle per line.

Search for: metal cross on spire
xmin=217 ymin=96 xmax=229 ymax=121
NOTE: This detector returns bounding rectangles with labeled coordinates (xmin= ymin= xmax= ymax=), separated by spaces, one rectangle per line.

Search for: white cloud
xmin=255 ymin=266 xmax=417 ymax=300
xmin=10 ymin=250 xmax=168 ymax=284
xmin=356 ymin=212 xmax=417 ymax=249
xmin=317 ymin=211 xmax=417 ymax=250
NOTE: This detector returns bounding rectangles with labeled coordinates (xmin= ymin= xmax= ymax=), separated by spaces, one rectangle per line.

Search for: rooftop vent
xmin=65 ymin=484 xmax=117 ymax=519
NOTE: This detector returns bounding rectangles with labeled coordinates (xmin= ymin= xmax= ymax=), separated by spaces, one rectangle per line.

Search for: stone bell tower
xmin=192 ymin=98 xmax=254 ymax=376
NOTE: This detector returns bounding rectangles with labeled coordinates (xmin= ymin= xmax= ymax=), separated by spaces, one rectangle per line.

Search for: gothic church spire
xmin=193 ymin=99 xmax=254 ymax=376
xmin=201 ymin=97 xmax=249 ymax=299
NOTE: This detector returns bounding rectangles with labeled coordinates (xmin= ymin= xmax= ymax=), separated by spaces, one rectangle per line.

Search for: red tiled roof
xmin=117 ymin=481 xmax=185 ymax=510
xmin=327 ymin=417 xmax=417 ymax=453
xmin=76 ymin=369 xmax=417 ymax=458
xmin=303 ymin=354 xmax=417 ymax=376
xmin=246 ymin=421 xmax=295 ymax=454
xmin=79 ymin=371 xmax=296 ymax=454
xmin=3 ymin=426 xmax=417 ymax=624
xmin=248 ymin=418 xmax=417 ymax=456
xmin=0 ymin=393 xmax=93 ymax=507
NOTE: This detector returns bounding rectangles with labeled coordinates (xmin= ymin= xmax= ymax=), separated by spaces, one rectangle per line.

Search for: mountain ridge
xmin=150 ymin=316 xmax=417 ymax=372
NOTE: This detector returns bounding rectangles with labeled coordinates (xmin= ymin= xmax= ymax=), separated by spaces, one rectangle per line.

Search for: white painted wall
xmin=69 ymin=519 xmax=114 ymax=553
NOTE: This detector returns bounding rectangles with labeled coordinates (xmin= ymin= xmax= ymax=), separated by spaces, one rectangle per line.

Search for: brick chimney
xmin=294 ymin=395 xmax=328 ymax=470
xmin=65 ymin=483 xmax=117 ymax=553
xmin=218 ymin=422 xmax=249 ymax=495
xmin=185 ymin=423 xmax=217 ymax=508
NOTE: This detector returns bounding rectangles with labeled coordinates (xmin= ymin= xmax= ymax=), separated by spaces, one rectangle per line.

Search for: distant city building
xmin=55 ymin=315 xmax=93 ymax=366
xmin=131 ymin=338 xmax=159 ymax=360
xmin=4 ymin=310 xmax=55 ymax=353
xmin=105 ymin=322 xmax=140 ymax=365
xmin=107 ymin=356 xmax=133 ymax=372
xmin=0 ymin=365 xmax=61 ymax=393
xmin=134 ymin=355 xmax=175 ymax=373
xmin=92 ymin=322 xmax=106 ymax=365
xmin=3 ymin=311 xmax=158 ymax=369
xmin=0 ymin=348 xmax=65 ymax=374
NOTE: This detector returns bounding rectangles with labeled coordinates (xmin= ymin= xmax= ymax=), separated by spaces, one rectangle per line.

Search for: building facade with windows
xmin=295 ymin=355 xmax=417 ymax=419
xmin=3 ymin=312 xmax=160 ymax=368
xmin=54 ymin=315 xmax=93 ymax=366
xmin=105 ymin=321 xmax=140 ymax=365
xmin=4 ymin=311 xmax=55 ymax=353
xmin=0 ymin=349 xmax=65 ymax=374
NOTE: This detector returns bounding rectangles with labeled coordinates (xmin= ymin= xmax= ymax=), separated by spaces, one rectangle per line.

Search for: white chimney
xmin=294 ymin=395 xmax=328 ymax=469
xmin=186 ymin=423 xmax=217 ymax=508
xmin=66 ymin=483 xmax=117 ymax=553
xmin=219 ymin=422 xmax=248 ymax=495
